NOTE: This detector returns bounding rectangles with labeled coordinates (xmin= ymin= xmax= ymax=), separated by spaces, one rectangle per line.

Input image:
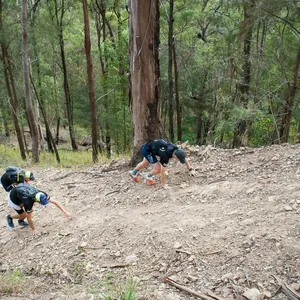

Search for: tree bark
xmin=30 ymin=75 xmax=60 ymax=163
xmin=0 ymin=45 xmax=27 ymax=159
xmin=167 ymin=0 xmax=174 ymax=142
xmin=22 ymin=0 xmax=39 ymax=161
xmin=95 ymin=0 xmax=111 ymax=158
xmin=54 ymin=0 xmax=78 ymax=151
xmin=280 ymin=46 xmax=300 ymax=142
xmin=173 ymin=38 xmax=182 ymax=142
xmin=82 ymin=0 xmax=98 ymax=163
xmin=238 ymin=0 xmax=255 ymax=104
xmin=129 ymin=0 xmax=163 ymax=165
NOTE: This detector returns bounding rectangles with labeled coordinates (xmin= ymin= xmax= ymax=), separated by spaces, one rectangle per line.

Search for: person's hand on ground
xmin=189 ymin=169 xmax=196 ymax=176
xmin=65 ymin=212 xmax=73 ymax=220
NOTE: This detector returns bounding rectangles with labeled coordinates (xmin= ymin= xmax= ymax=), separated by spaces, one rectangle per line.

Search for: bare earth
xmin=0 ymin=144 xmax=300 ymax=299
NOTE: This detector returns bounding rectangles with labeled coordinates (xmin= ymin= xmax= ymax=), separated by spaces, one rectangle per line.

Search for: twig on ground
xmin=272 ymin=275 xmax=300 ymax=300
xmin=163 ymin=277 xmax=213 ymax=300
xmin=203 ymin=250 xmax=222 ymax=256
xmin=101 ymin=263 xmax=129 ymax=268
xmin=205 ymin=290 xmax=228 ymax=300
xmin=105 ymin=190 xmax=120 ymax=196
xmin=223 ymin=254 xmax=239 ymax=264
xmin=176 ymin=249 xmax=192 ymax=255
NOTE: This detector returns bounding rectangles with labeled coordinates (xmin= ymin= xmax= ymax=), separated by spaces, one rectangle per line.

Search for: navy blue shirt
xmin=145 ymin=139 xmax=179 ymax=167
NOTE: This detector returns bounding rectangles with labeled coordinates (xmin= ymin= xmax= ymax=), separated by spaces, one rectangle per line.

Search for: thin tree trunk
xmin=0 ymin=0 xmax=26 ymax=159
xmin=82 ymin=0 xmax=98 ymax=163
xmin=54 ymin=0 xmax=78 ymax=151
xmin=97 ymin=0 xmax=111 ymax=158
xmin=167 ymin=0 xmax=174 ymax=142
xmin=280 ymin=46 xmax=300 ymax=142
xmin=30 ymin=75 xmax=60 ymax=163
xmin=173 ymin=38 xmax=182 ymax=142
xmin=22 ymin=0 xmax=39 ymax=162
xmin=238 ymin=0 xmax=255 ymax=104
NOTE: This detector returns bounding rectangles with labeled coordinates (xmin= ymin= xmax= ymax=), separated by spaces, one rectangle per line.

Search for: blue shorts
xmin=142 ymin=144 xmax=158 ymax=164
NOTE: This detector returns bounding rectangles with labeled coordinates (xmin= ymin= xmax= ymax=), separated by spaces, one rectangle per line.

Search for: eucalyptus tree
xmin=53 ymin=0 xmax=78 ymax=151
xmin=0 ymin=0 xmax=26 ymax=159
xmin=129 ymin=0 xmax=163 ymax=164
xmin=82 ymin=0 xmax=98 ymax=163
xmin=22 ymin=0 xmax=40 ymax=162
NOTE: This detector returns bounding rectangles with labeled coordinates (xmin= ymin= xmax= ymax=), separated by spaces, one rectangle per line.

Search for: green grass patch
xmin=0 ymin=269 xmax=28 ymax=295
xmin=0 ymin=144 xmax=131 ymax=169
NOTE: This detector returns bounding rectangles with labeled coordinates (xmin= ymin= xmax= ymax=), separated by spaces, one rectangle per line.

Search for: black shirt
xmin=9 ymin=184 xmax=36 ymax=213
xmin=145 ymin=139 xmax=179 ymax=167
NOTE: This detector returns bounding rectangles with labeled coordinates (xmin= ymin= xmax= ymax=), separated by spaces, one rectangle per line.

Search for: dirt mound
xmin=0 ymin=144 xmax=300 ymax=299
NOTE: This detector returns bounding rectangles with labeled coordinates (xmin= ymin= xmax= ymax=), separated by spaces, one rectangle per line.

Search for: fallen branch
xmin=101 ymin=263 xmax=129 ymax=268
xmin=203 ymin=250 xmax=222 ymax=256
xmin=223 ymin=254 xmax=239 ymax=264
xmin=205 ymin=290 xmax=228 ymax=300
xmin=105 ymin=190 xmax=120 ymax=196
xmin=162 ymin=277 xmax=212 ymax=300
xmin=272 ymin=276 xmax=300 ymax=300
xmin=176 ymin=249 xmax=192 ymax=255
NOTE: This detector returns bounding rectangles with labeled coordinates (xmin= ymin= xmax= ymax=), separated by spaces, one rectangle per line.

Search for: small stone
xmin=173 ymin=242 xmax=182 ymax=249
xmin=78 ymin=241 xmax=88 ymax=249
xmin=284 ymin=206 xmax=293 ymax=211
xmin=243 ymin=288 xmax=263 ymax=300
xmin=125 ymin=254 xmax=138 ymax=264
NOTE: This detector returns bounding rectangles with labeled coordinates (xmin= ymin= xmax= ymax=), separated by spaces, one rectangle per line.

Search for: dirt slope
xmin=0 ymin=144 xmax=300 ymax=300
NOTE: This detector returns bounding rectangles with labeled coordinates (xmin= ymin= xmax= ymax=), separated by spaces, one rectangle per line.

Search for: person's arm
xmin=160 ymin=165 xmax=167 ymax=186
xmin=49 ymin=199 xmax=72 ymax=219
xmin=26 ymin=211 xmax=38 ymax=235
xmin=185 ymin=158 xmax=196 ymax=176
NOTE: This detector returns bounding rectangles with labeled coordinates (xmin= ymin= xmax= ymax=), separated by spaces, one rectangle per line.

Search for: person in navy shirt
xmin=129 ymin=139 xmax=195 ymax=187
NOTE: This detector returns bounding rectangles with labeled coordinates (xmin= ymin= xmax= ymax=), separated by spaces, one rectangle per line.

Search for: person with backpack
xmin=129 ymin=139 xmax=195 ymax=187
xmin=1 ymin=166 xmax=35 ymax=192
xmin=6 ymin=183 xmax=71 ymax=234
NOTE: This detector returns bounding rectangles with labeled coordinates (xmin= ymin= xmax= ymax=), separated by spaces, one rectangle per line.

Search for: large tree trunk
xmin=82 ymin=0 xmax=98 ymax=163
xmin=129 ymin=0 xmax=163 ymax=165
xmin=54 ymin=0 xmax=78 ymax=151
xmin=22 ymin=0 xmax=39 ymax=162
xmin=167 ymin=0 xmax=174 ymax=142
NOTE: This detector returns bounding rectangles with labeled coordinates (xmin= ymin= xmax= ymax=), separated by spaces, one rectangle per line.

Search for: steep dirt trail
xmin=0 ymin=144 xmax=300 ymax=299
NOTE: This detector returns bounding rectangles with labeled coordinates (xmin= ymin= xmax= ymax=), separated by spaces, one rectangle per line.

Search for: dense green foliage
xmin=0 ymin=0 xmax=299 ymax=162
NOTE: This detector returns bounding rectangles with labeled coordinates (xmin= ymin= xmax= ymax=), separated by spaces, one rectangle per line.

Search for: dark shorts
xmin=142 ymin=144 xmax=158 ymax=164
xmin=14 ymin=208 xmax=25 ymax=215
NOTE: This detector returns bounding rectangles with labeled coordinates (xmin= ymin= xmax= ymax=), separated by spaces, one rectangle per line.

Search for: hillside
xmin=0 ymin=144 xmax=300 ymax=300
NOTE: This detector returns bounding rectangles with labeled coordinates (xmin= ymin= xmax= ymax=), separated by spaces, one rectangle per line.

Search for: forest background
xmin=0 ymin=0 xmax=299 ymax=165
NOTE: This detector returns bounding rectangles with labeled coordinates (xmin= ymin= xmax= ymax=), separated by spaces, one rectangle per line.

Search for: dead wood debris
xmin=272 ymin=275 xmax=300 ymax=300
xmin=163 ymin=276 xmax=300 ymax=300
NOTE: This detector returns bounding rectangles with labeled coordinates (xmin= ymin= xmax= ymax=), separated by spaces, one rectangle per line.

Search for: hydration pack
xmin=5 ymin=166 xmax=25 ymax=184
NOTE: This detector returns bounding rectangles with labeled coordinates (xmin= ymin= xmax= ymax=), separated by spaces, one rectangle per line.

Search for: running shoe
xmin=129 ymin=170 xmax=140 ymax=182
xmin=18 ymin=219 xmax=29 ymax=226
xmin=6 ymin=214 xmax=14 ymax=229
xmin=146 ymin=175 xmax=155 ymax=185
